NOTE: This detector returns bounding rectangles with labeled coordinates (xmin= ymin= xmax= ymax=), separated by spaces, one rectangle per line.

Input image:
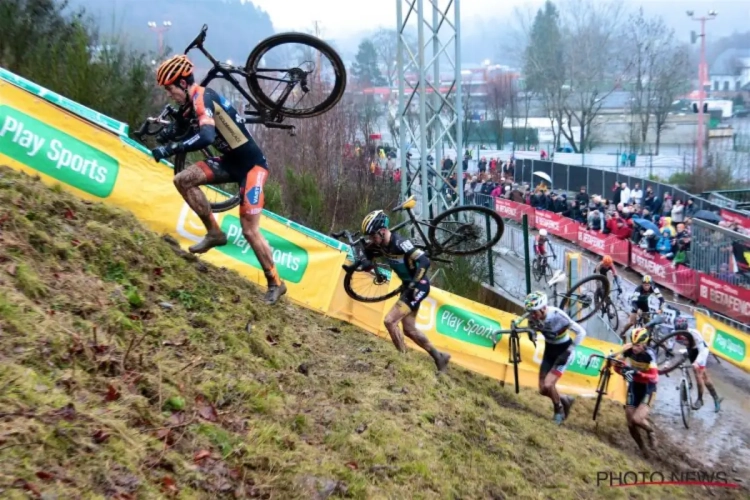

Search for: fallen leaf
xmin=162 ymin=476 xmax=179 ymax=495
xmin=265 ymin=335 xmax=278 ymax=346
xmin=93 ymin=430 xmax=110 ymax=443
xmin=292 ymin=342 xmax=302 ymax=348
xmin=156 ymin=428 xmax=174 ymax=445
xmin=198 ymin=403 xmax=218 ymax=422
xmin=153 ymin=267 xmax=164 ymax=277
xmin=345 ymin=461 xmax=358 ymax=470
xmin=13 ymin=479 xmax=41 ymax=498
xmin=35 ymin=471 xmax=55 ymax=481
xmin=71 ymin=239 xmax=81 ymax=247
xmin=193 ymin=450 xmax=211 ymax=462
xmin=63 ymin=208 xmax=76 ymax=220
xmin=105 ymin=384 xmax=121 ymax=402
xmin=53 ymin=403 xmax=77 ymax=421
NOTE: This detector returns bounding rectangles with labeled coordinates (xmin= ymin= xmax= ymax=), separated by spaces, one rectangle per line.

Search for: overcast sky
xmin=248 ymin=0 xmax=750 ymax=40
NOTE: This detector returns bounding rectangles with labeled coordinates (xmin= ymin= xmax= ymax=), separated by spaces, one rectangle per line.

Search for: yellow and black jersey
xmin=365 ymin=233 xmax=430 ymax=283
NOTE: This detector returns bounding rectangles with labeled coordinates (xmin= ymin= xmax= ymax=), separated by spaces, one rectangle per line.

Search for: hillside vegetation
xmin=0 ymin=165 xmax=736 ymax=498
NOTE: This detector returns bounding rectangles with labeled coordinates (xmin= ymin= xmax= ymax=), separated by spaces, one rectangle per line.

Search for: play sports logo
xmin=175 ymin=203 xmax=309 ymax=283
xmin=0 ymin=105 xmax=119 ymax=197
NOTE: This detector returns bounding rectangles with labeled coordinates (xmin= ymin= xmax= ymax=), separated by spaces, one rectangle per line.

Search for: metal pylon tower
xmin=396 ymin=0 xmax=464 ymax=220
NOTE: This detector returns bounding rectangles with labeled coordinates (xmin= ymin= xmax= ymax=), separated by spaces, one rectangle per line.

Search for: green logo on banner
xmin=436 ymin=305 xmax=500 ymax=347
xmin=0 ymin=106 xmax=119 ymax=197
xmin=712 ymin=329 xmax=746 ymax=362
xmin=567 ymin=345 xmax=604 ymax=377
xmin=218 ymin=215 xmax=308 ymax=283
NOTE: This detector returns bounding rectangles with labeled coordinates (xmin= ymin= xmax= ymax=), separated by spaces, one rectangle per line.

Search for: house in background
xmin=710 ymin=48 xmax=750 ymax=94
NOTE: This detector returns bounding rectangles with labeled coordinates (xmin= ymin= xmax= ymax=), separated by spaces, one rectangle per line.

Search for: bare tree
xmin=372 ymin=28 xmax=417 ymax=87
xmin=652 ymin=44 xmax=692 ymax=154
xmin=559 ymin=0 xmax=628 ymax=153
xmin=485 ymin=72 xmax=517 ymax=149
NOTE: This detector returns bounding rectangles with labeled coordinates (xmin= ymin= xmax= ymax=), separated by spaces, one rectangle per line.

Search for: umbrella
xmin=693 ymin=210 xmax=722 ymax=224
xmin=533 ymin=171 xmax=552 ymax=184
xmin=632 ymin=217 xmax=659 ymax=233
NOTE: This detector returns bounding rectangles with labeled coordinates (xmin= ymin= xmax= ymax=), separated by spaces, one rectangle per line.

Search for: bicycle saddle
xmin=392 ymin=196 xmax=417 ymax=212
xmin=548 ymin=270 xmax=566 ymax=286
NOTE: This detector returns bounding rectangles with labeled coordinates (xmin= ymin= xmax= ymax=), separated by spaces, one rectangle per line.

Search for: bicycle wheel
xmin=510 ymin=334 xmax=520 ymax=394
xmin=427 ymin=205 xmax=505 ymax=256
xmin=245 ymin=33 xmax=346 ymax=118
xmin=173 ymin=151 xmax=241 ymax=213
xmin=532 ymin=261 xmax=542 ymax=282
xmin=558 ymin=274 xmax=609 ymax=323
xmin=592 ymin=370 xmax=610 ymax=421
xmin=680 ymin=378 xmax=691 ymax=429
xmin=604 ymin=300 xmax=619 ymax=331
xmin=342 ymin=263 xmax=406 ymax=303
xmin=652 ymin=330 xmax=695 ymax=375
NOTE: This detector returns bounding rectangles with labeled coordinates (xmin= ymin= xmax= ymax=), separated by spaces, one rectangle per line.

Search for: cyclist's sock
xmin=707 ymin=384 xmax=719 ymax=401
xmin=264 ymin=267 xmax=282 ymax=287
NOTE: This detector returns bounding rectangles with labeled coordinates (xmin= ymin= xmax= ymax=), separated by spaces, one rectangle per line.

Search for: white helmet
xmin=539 ymin=229 xmax=548 ymax=237
xmin=524 ymin=291 xmax=548 ymax=311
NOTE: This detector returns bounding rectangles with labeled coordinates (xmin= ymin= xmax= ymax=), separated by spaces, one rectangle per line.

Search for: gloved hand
xmin=151 ymin=143 xmax=178 ymax=162
xmin=621 ymin=366 xmax=636 ymax=384
xmin=156 ymin=124 xmax=178 ymax=144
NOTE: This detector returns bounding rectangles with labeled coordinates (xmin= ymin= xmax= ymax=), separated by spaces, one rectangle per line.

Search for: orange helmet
xmin=602 ymin=255 xmax=613 ymax=266
xmin=156 ymin=55 xmax=194 ymax=86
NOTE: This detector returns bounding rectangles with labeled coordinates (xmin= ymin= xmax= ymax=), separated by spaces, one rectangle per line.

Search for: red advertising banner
xmin=629 ymin=246 xmax=697 ymax=300
xmin=576 ymin=228 xmax=631 ymax=266
xmin=720 ymin=208 xmax=750 ymax=229
xmin=534 ymin=210 xmax=578 ymax=241
xmin=697 ymin=274 xmax=750 ymax=324
xmin=495 ymin=198 xmax=535 ymax=225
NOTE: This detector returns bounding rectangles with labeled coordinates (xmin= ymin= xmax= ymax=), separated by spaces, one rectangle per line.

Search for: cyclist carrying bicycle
xmin=150 ymin=54 xmax=286 ymax=305
xmin=673 ymin=317 xmax=723 ymax=412
xmin=356 ymin=210 xmax=451 ymax=373
xmin=618 ymin=275 xmax=664 ymax=340
xmin=595 ymin=255 xmax=621 ymax=301
xmin=534 ymin=229 xmax=554 ymax=268
xmin=524 ymin=291 xmax=587 ymax=425
xmin=614 ymin=327 xmax=659 ymax=457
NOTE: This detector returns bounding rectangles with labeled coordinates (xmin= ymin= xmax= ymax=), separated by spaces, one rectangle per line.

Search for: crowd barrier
xmin=0 ymin=68 xmax=626 ymax=401
xmin=492 ymin=196 xmax=750 ymax=331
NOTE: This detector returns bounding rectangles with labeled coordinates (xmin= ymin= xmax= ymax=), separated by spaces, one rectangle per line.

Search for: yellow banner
xmin=0 ymin=80 xmax=345 ymax=312
xmin=0 ymin=75 xmax=627 ymax=402
xmin=695 ymin=311 xmax=750 ymax=373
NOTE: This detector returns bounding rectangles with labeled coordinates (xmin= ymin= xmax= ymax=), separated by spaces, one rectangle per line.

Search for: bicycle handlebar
xmin=585 ymin=353 xmax=625 ymax=370
xmin=133 ymin=104 xmax=180 ymax=141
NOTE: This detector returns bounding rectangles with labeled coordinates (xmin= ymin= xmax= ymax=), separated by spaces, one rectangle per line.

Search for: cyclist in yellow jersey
xmin=355 ymin=210 xmax=451 ymax=372
xmin=614 ymin=327 xmax=659 ymax=457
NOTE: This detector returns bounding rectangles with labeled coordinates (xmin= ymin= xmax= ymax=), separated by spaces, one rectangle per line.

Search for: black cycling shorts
xmin=540 ymin=339 xmax=573 ymax=377
xmin=398 ymin=279 xmax=430 ymax=313
xmin=626 ymin=382 xmax=656 ymax=408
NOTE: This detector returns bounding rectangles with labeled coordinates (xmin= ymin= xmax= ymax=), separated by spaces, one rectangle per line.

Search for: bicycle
xmin=673 ymin=356 xmax=697 ymax=429
xmin=595 ymin=277 xmax=624 ymax=332
xmin=586 ymin=353 xmax=627 ymax=421
xmin=491 ymin=313 xmax=537 ymax=394
xmin=548 ymin=272 xmax=610 ymax=324
xmin=135 ymin=23 xmax=346 ymax=212
xmin=330 ymin=196 xmax=505 ymax=303
xmin=532 ymin=253 xmax=556 ymax=284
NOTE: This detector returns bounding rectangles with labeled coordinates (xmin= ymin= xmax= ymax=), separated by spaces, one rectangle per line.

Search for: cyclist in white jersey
xmin=674 ymin=317 xmax=723 ymax=412
xmin=524 ymin=291 xmax=588 ymax=424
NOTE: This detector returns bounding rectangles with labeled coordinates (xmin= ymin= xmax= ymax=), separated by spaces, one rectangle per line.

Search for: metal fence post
xmin=486 ymin=214 xmax=494 ymax=286
xmin=522 ymin=214 xmax=531 ymax=295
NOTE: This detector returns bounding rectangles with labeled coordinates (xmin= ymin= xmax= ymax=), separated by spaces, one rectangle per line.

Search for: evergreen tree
xmin=351 ymin=39 xmax=387 ymax=87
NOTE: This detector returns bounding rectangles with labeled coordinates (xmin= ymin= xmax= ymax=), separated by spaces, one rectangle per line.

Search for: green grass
xmin=0 ymin=166 xmax=742 ymax=499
